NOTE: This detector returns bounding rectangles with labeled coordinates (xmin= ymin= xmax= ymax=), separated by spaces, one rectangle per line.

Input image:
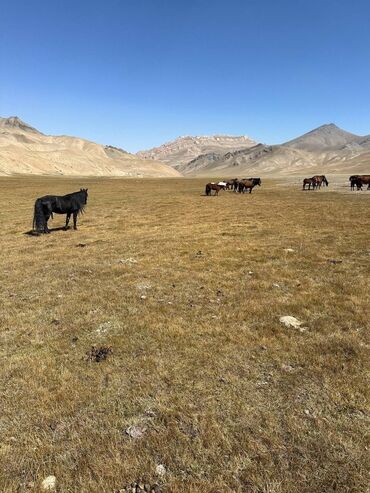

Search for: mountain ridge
xmin=137 ymin=134 xmax=257 ymax=169
xmin=169 ymin=123 xmax=370 ymax=176
xmin=283 ymin=123 xmax=365 ymax=151
xmin=0 ymin=116 xmax=181 ymax=177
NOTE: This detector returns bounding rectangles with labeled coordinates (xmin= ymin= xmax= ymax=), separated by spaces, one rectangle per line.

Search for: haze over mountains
xmin=0 ymin=116 xmax=369 ymax=177
xmin=138 ymin=123 xmax=370 ymax=176
xmin=0 ymin=117 xmax=180 ymax=177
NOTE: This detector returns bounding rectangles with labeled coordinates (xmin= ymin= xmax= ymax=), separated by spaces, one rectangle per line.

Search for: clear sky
xmin=1 ymin=0 xmax=370 ymax=152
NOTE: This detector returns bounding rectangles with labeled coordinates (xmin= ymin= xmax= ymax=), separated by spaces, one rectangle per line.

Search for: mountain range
xmin=1 ymin=116 xmax=369 ymax=177
xmin=137 ymin=135 xmax=257 ymax=170
xmin=138 ymin=123 xmax=370 ymax=176
xmin=0 ymin=117 xmax=180 ymax=177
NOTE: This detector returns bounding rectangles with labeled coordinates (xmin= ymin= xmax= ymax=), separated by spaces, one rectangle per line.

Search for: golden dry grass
xmin=0 ymin=176 xmax=369 ymax=493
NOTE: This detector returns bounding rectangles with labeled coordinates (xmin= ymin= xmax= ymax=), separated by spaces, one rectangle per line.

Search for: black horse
xmin=33 ymin=188 xmax=88 ymax=233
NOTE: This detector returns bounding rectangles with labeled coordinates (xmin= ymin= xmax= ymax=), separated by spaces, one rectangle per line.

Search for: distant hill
xmin=137 ymin=135 xmax=257 ymax=169
xmin=163 ymin=124 xmax=370 ymax=176
xmin=283 ymin=123 xmax=364 ymax=151
xmin=0 ymin=117 xmax=181 ymax=177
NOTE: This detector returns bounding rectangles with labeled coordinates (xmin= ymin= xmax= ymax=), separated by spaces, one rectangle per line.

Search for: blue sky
xmin=1 ymin=0 xmax=370 ymax=152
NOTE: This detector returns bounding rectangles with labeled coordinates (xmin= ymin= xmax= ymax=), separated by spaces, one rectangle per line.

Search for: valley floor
xmin=0 ymin=176 xmax=369 ymax=493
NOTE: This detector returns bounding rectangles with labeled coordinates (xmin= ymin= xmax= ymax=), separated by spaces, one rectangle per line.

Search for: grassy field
xmin=0 ymin=176 xmax=369 ymax=493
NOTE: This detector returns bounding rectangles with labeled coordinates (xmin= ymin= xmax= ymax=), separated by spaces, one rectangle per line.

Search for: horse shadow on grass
xmin=24 ymin=226 xmax=72 ymax=236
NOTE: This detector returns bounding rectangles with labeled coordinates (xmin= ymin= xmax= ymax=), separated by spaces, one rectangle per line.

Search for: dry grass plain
xmin=0 ymin=176 xmax=369 ymax=493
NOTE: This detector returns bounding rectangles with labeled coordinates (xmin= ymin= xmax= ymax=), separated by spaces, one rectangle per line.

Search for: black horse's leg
xmin=65 ymin=213 xmax=71 ymax=230
xmin=43 ymin=213 xmax=50 ymax=233
xmin=44 ymin=202 xmax=55 ymax=233
xmin=73 ymin=211 xmax=78 ymax=230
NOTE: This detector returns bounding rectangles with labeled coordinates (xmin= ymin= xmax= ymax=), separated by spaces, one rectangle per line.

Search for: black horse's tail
xmin=205 ymin=184 xmax=210 ymax=196
xmin=33 ymin=198 xmax=45 ymax=232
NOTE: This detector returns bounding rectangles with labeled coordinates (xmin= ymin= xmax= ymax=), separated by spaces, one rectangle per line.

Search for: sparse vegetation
xmin=0 ymin=176 xmax=369 ymax=493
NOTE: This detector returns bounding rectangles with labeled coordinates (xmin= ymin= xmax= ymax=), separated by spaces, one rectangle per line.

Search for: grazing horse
xmin=358 ymin=175 xmax=370 ymax=189
xmin=238 ymin=178 xmax=261 ymax=193
xmin=225 ymin=178 xmax=238 ymax=190
xmin=313 ymin=175 xmax=329 ymax=188
xmin=205 ymin=182 xmax=225 ymax=196
xmin=226 ymin=178 xmax=239 ymax=192
xmin=302 ymin=177 xmax=317 ymax=190
xmin=350 ymin=174 xmax=370 ymax=190
xmin=233 ymin=179 xmax=240 ymax=191
xmin=33 ymin=188 xmax=88 ymax=233
xmin=350 ymin=175 xmax=361 ymax=191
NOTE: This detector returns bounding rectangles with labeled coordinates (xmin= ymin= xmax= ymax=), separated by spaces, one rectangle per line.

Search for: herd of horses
xmin=31 ymin=174 xmax=369 ymax=233
xmin=205 ymin=178 xmax=261 ymax=196
xmin=302 ymin=175 xmax=329 ymax=190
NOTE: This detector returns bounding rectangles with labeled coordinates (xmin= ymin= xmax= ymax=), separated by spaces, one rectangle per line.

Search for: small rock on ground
xmin=41 ymin=476 xmax=56 ymax=491
xmin=279 ymin=316 xmax=305 ymax=331
xmin=155 ymin=464 xmax=166 ymax=477
xmin=126 ymin=424 xmax=147 ymax=439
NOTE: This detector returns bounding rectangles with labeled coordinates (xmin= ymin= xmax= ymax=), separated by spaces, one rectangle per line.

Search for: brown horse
xmin=357 ymin=175 xmax=370 ymax=189
xmin=349 ymin=175 xmax=370 ymax=190
xmin=225 ymin=178 xmax=239 ymax=190
xmin=238 ymin=178 xmax=261 ymax=193
xmin=205 ymin=182 xmax=225 ymax=196
xmin=232 ymin=178 xmax=239 ymax=191
xmin=302 ymin=177 xmax=318 ymax=190
xmin=313 ymin=175 xmax=329 ymax=188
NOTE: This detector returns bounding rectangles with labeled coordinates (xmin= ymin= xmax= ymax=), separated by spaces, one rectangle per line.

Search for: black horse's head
xmin=254 ymin=178 xmax=261 ymax=186
xmin=80 ymin=188 xmax=88 ymax=204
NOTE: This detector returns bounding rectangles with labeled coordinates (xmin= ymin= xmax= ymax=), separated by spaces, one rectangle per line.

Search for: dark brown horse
xmin=238 ymin=178 xmax=261 ymax=193
xmin=205 ymin=182 xmax=225 ymax=196
xmin=357 ymin=175 xmax=370 ymax=189
xmin=350 ymin=175 xmax=361 ymax=190
xmin=349 ymin=175 xmax=370 ymax=190
xmin=225 ymin=178 xmax=239 ymax=191
xmin=312 ymin=175 xmax=329 ymax=188
xmin=302 ymin=177 xmax=317 ymax=190
xmin=232 ymin=178 xmax=239 ymax=191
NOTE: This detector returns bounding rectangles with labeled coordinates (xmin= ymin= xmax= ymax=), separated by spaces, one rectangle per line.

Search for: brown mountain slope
xmin=184 ymin=144 xmax=370 ymax=176
xmin=176 ymin=124 xmax=370 ymax=176
xmin=137 ymin=135 xmax=256 ymax=169
xmin=0 ymin=117 xmax=181 ymax=177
